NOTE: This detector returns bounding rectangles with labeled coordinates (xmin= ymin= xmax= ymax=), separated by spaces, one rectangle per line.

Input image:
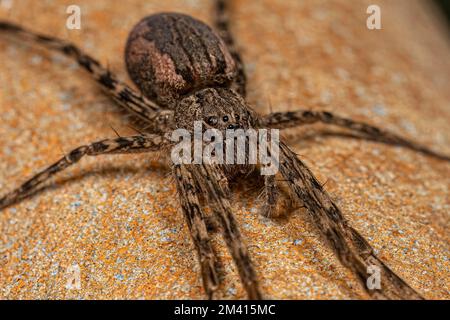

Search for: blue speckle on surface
xmin=115 ymin=274 xmax=124 ymax=281
xmin=372 ymin=103 xmax=387 ymax=116
xmin=70 ymin=201 xmax=82 ymax=209
xmin=227 ymin=287 xmax=237 ymax=295
xmin=61 ymin=103 xmax=72 ymax=111
xmin=161 ymin=236 xmax=172 ymax=243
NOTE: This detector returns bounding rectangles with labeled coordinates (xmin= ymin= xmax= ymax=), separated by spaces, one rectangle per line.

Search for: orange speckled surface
xmin=0 ymin=0 xmax=449 ymax=299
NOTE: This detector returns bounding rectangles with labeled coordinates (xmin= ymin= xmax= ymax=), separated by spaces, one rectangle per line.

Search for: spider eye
xmin=206 ymin=116 xmax=218 ymax=126
xmin=222 ymin=115 xmax=229 ymax=122
xmin=235 ymin=114 xmax=240 ymax=121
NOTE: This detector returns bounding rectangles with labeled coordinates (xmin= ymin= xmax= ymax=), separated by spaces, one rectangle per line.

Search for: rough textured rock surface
xmin=0 ymin=0 xmax=449 ymax=299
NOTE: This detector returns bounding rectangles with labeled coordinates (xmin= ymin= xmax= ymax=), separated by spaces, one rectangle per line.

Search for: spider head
xmin=175 ymin=87 xmax=257 ymax=133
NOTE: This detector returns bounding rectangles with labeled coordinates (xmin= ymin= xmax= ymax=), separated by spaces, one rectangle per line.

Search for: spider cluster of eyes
xmin=168 ymin=121 xmax=280 ymax=175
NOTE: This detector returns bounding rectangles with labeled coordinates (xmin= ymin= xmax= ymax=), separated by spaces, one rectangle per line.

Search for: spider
xmin=0 ymin=0 xmax=448 ymax=300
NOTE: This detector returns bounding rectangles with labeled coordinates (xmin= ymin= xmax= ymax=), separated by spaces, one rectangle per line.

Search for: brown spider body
xmin=1 ymin=0 xmax=448 ymax=300
xmin=126 ymin=13 xmax=258 ymax=179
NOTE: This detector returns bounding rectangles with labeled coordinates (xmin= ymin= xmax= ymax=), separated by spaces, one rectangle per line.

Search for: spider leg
xmin=0 ymin=134 xmax=169 ymax=210
xmin=278 ymin=140 xmax=423 ymax=299
xmin=0 ymin=21 xmax=174 ymax=133
xmin=173 ymin=164 xmax=221 ymax=299
xmin=261 ymin=174 xmax=279 ymax=218
xmin=260 ymin=110 xmax=450 ymax=161
xmin=259 ymin=174 xmax=301 ymax=218
xmin=214 ymin=0 xmax=247 ymax=97
xmin=189 ymin=164 xmax=262 ymax=299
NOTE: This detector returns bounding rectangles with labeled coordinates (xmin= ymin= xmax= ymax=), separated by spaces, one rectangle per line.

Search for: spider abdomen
xmin=125 ymin=13 xmax=237 ymax=108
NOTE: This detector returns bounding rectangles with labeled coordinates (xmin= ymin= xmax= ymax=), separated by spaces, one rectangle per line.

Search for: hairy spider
xmin=0 ymin=0 xmax=448 ymax=299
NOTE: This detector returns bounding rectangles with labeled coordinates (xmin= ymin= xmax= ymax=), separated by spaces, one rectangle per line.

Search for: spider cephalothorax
xmin=0 ymin=0 xmax=448 ymax=300
xmin=175 ymin=88 xmax=256 ymax=132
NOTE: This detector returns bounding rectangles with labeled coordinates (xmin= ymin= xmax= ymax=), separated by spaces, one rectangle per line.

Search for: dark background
xmin=435 ymin=0 xmax=450 ymax=28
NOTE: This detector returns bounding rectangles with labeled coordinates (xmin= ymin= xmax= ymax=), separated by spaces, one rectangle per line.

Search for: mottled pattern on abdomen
xmin=125 ymin=13 xmax=237 ymax=108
